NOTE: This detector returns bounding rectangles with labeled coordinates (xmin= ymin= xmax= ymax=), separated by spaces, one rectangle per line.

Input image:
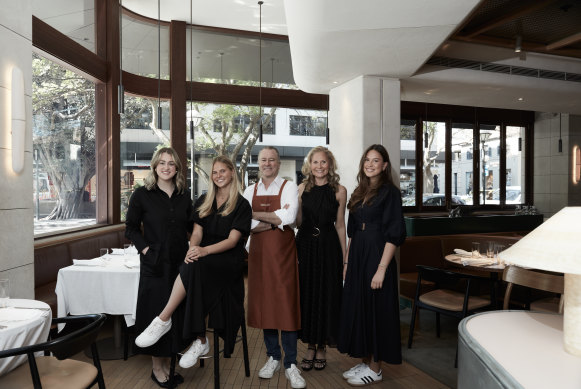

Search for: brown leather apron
xmin=247 ymin=180 xmax=301 ymax=331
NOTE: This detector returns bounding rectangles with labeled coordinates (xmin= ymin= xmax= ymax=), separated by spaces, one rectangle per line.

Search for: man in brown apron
xmin=243 ymin=147 xmax=305 ymax=388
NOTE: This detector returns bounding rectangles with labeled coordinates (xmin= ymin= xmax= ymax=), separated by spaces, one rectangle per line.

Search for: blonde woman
xmin=125 ymin=147 xmax=192 ymax=387
xmin=296 ymin=146 xmax=347 ymax=371
xmin=135 ymin=156 xmax=251 ymax=375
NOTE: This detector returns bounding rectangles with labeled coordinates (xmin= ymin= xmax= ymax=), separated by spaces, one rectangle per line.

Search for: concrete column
xmin=329 ymin=76 xmax=401 ymax=196
xmin=0 ymin=0 xmax=34 ymax=298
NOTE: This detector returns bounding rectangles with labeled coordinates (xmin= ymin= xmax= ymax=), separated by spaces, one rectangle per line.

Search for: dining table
xmin=0 ymin=299 xmax=52 ymax=376
xmin=55 ymin=250 xmax=140 ymax=359
xmin=445 ymin=253 xmax=506 ymax=308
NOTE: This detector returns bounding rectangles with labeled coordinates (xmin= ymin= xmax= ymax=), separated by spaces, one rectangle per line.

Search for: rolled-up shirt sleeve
xmin=243 ymin=184 xmax=260 ymax=229
xmin=275 ymin=180 xmax=299 ymax=229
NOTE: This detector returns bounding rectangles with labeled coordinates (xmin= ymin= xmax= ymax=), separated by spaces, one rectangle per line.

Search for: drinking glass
xmin=0 ymin=279 xmax=9 ymax=308
xmin=486 ymin=241 xmax=495 ymax=258
xmin=495 ymin=244 xmax=506 ymax=265
xmin=471 ymin=242 xmax=480 ymax=257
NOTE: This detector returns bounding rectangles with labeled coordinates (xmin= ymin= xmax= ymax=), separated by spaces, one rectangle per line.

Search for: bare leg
xmin=152 ymin=356 xmax=169 ymax=382
xmin=368 ymin=358 xmax=382 ymax=374
xmin=159 ymin=275 xmax=187 ymax=322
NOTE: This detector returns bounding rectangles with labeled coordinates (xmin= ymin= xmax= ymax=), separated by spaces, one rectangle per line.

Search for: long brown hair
xmin=347 ymin=144 xmax=394 ymax=211
xmin=197 ymin=155 xmax=242 ymax=218
xmin=301 ymin=146 xmax=341 ymax=192
xmin=144 ymin=147 xmax=186 ymax=194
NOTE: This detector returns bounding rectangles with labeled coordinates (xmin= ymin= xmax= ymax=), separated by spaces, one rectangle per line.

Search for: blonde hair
xmin=144 ymin=147 xmax=186 ymax=193
xmin=301 ymin=146 xmax=341 ymax=192
xmin=197 ymin=155 xmax=242 ymax=218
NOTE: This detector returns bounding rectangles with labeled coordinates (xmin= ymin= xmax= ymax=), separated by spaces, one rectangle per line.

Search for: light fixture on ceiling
xmin=219 ymin=52 xmax=224 ymax=82
xmin=326 ymin=110 xmax=329 ymax=145
xmin=118 ymin=0 xmax=124 ymax=114
xmin=258 ymin=1 xmax=263 ymax=143
xmin=156 ymin=0 xmax=162 ymax=129
xmin=515 ymin=35 xmax=522 ymax=53
xmin=424 ymin=104 xmax=429 ymax=149
xmin=559 ymin=113 xmax=563 ymax=153
xmin=270 ymin=57 xmax=275 ymax=87
xmin=517 ymin=97 xmax=524 ymax=101
xmin=11 ymin=66 xmax=25 ymax=174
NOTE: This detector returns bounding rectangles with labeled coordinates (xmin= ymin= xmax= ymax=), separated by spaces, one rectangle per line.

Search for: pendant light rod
xmin=190 ymin=0 xmax=195 ymax=200
xmin=559 ymin=113 xmax=563 ymax=153
xmin=118 ymin=0 xmax=124 ymax=114
xmin=157 ymin=0 xmax=162 ymax=129
xmin=258 ymin=1 xmax=263 ymax=142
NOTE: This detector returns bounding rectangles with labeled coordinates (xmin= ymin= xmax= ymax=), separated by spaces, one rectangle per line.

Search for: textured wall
xmin=0 ymin=1 xmax=34 ymax=298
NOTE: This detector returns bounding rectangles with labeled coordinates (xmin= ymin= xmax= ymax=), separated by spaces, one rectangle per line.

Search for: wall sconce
xmin=515 ymin=35 xmax=522 ymax=53
xmin=573 ymin=146 xmax=580 ymax=184
xmin=11 ymin=66 xmax=25 ymax=174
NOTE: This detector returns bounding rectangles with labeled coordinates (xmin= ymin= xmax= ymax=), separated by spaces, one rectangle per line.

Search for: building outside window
xmin=289 ymin=115 xmax=327 ymax=136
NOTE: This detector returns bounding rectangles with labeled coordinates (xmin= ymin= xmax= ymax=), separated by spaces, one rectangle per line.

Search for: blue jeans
xmin=263 ymin=329 xmax=297 ymax=369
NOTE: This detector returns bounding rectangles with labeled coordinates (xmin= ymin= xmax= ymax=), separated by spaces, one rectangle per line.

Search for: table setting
xmin=0 ymin=298 xmax=52 ymax=376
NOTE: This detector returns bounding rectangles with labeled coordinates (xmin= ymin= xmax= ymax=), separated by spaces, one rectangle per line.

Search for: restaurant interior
xmin=1 ymin=0 xmax=581 ymax=388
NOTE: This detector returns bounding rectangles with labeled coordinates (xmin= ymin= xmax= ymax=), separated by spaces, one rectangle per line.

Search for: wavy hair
xmin=347 ymin=144 xmax=395 ymax=211
xmin=144 ymin=147 xmax=186 ymax=193
xmin=197 ymin=155 xmax=242 ymax=218
xmin=301 ymin=146 xmax=341 ymax=192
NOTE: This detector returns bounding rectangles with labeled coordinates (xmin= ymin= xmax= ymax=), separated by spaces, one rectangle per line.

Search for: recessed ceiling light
xmin=517 ymin=97 xmax=524 ymax=101
xmin=332 ymin=81 xmax=338 ymax=84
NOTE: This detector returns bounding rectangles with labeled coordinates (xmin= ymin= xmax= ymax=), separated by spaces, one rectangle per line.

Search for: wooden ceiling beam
xmin=452 ymin=35 xmax=581 ymax=59
xmin=462 ymin=0 xmax=558 ymax=39
xmin=546 ymin=31 xmax=581 ymax=50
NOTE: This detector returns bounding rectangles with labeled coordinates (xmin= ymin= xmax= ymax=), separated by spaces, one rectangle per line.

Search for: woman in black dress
xmin=125 ymin=147 xmax=192 ymax=387
xmin=296 ymin=146 xmax=346 ymax=371
xmin=135 ymin=155 xmax=251 ymax=373
xmin=337 ymin=144 xmax=406 ymax=386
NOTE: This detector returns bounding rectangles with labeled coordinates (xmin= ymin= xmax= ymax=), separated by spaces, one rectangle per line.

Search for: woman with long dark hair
xmin=125 ymin=147 xmax=192 ymax=387
xmin=296 ymin=146 xmax=346 ymax=371
xmin=337 ymin=144 xmax=406 ymax=386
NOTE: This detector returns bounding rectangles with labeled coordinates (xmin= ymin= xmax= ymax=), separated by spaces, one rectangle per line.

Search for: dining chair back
xmin=0 ymin=313 xmax=106 ymax=389
xmin=502 ymin=265 xmax=564 ymax=313
xmin=407 ymin=265 xmax=493 ymax=366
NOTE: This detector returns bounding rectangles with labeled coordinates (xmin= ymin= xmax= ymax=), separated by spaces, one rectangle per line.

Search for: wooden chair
xmin=502 ymin=265 xmax=564 ymax=313
xmin=408 ymin=265 xmax=493 ymax=366
xmin=0 ymin=313 xmax=106 ymax=389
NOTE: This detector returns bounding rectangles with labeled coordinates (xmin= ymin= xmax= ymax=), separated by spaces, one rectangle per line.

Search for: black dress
xmin=296 ymin=184 xmax=343 ymax=346
xmin=179 ymin=194 xmax=251 ymax=355
xmin=337 ymin=184 xmax=406 ymax=363
xmin=125 ymin=185 xmax=193 ymax=357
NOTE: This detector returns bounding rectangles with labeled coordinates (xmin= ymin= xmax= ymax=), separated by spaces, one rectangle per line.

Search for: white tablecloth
xmin=56 ymin=254 xmax=140 ymax=326
xmin=0 ymin=299 xmax=52 ymax=376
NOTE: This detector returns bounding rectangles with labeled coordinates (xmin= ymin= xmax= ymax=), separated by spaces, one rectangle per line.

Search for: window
xmin=452 ymin=122 xmax=474 ymax=205
xmin=423 ymin=121 xmax=446 ymax=207
xmin=289 ymin=115 xmax=326 ymax=136
xmin=400 ymin=119 xmax=416 ymax=205
xmin=213 ymin=114 xmax=275 ymax=135
xmin=32 ymin=53 xmax=97 ymax=235
xmin=479 ymin=125 xmax=500 ymax=205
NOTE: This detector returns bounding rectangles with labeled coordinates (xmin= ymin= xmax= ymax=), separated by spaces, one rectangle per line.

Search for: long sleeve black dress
xmin=125 ymin=185 xmax=193 ymax=357
xmin=337 ymin=183 xmax=406 ymax=363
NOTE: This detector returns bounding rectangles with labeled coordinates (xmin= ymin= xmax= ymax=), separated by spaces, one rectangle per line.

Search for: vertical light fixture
xmin=424 ymin=104 xmax=429 ymax=149
xmin=515 ymin=35 xmax=522 ymax=53
xmin=219 ymin=52 xmax=224 ymax=82
xmin=325 ymin=110 xmax=330 ymax=145
xmin=559 ymin=113 xmax=563 ymax=153
xmin=258 ymin=1 xmax=263 ymax=143
xmin=11 ymin=66 xmax=25 ymax=174
xmin=118 ymin=0 xmax=124 ymax=114
xmin=156 ymin=0 xmax=162 ymax=129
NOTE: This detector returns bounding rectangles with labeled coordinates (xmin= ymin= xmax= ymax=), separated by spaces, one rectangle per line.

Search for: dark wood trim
xmin=170 ymin=20 xmax=187 ymax=170
xmin=32 ymin=16 xmax=107 ymax=82
xmin=95 ymin=0 xmax=107 ymax=59
xmin=95 ymin=0 xmax=108 ymax=225
xmin=122 ymin=6 xmax=288 ymax=42
xmin=34 ymin=224 xmax=126 ymax=248
xmin=106 ymin=0 xmax=121 ymax=224
xmin=124 ymin=72 xmax=172 ymax=99
xmin=546 ymin=32 xmax=581 ymax=51
xmin=401 ymin=101 xmax=535 ymax=124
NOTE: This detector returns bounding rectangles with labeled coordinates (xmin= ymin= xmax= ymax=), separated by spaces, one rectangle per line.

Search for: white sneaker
xmin=135 ymin=316 xmax=172 ymax=348
xmin=285 ymin=364 xmax=306 ymax=388
xmin=347 ymin=366 xmax=382 ymax=386
xmin=258 ymin=356 xmax=280 ymax=379
xmin=179 ymin=337 xmax=210 ymax=368
xmin=343 ymin=363 xmax=367 ymax=380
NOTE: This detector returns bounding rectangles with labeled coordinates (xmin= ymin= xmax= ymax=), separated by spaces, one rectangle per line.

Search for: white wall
xmin=0 ymin=0 xmax=34 ymax=298
xmin=534 ymin=112 xmax=569 ymax=218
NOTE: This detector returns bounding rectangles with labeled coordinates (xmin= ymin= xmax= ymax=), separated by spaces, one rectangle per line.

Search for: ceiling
xmin=32 ymin=0 xmax=581 ymax=114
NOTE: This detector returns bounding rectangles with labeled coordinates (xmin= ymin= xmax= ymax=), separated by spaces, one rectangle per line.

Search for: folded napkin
xmin=454 ymin=248 xmax=480 ymax=257
xmin=73 ymin=258 xmax=104 ymax=266
xmin=110 ymin=248 xmax=125 ymax=255
xmin=0 ymin=307 xmax=43 ymax=322
xmin=461 ymin=257 xmax=497 ymax=267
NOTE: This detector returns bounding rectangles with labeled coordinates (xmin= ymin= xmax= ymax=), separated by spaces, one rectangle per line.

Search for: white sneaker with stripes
xmin=342 ymin=363 xmax=367 ymax=380
xmin=347 ymin=366 xmax=382 ymax=386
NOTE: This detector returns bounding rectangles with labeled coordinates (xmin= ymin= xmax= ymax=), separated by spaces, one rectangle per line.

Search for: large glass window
xmin=119 ymin=95 xmax=170 ymax=221
xmin=505 ymin=126 xmax=525 ymax=204
xmin=479 ymin=125 xmax=500 ymax=205
xmin=32 ymin=53 xmax=97 ymax=235
xmin=400 ymin=119 xmax=416 ymax=206
xmin=33 ymin=2 xmax=95 ymax=52
xmin=289 ymin=115 xmax=326 ymax=136
xmin=452 ymin=123 xmax=474 ymax=205
xmin=423 ymin=121 xmax=446 ymax=207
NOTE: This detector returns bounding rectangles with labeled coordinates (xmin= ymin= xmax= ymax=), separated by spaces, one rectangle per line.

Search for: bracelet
xmin=343 ymin=262 xmax=348 ymax=265
xmin=378 ymin=263 xmax=387 ymax=268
